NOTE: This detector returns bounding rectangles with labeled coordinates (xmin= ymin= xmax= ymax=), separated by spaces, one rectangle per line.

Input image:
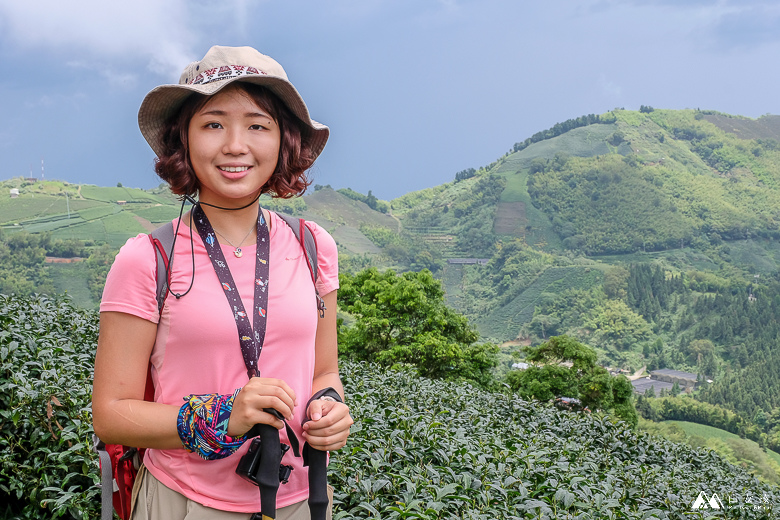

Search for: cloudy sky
xmin=1 ymin=0 xmax=779 ymax=200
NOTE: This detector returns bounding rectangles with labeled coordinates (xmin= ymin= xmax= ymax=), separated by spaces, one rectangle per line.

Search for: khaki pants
xmin=131 ymin=466 xmax=332 ymax=520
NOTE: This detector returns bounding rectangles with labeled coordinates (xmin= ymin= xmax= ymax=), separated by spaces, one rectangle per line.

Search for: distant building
xmin=631 ymin=368 xmax=699 ymax=395
xmin=631 ymin=377 xmax=674 ymax=395
xmin=650 ymin=369 xmax=698 ymax=389
xmin=117 ymin=200 xmax=127 ymax=205
xmin=10 ymin=189 xmax=19 ymax=198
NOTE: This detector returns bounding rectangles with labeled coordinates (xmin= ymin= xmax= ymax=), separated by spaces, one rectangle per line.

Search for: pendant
xmin=234 ymin=248 xmax=243 ymax=258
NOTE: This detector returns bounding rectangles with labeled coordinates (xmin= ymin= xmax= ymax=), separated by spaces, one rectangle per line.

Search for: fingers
xmin=303 ymin=401 xmax=353 ymax=451
xmin=227 ymin=378 xmax=297 ymax=437
xmin=307 ymin=399 xmax=326 ymax=421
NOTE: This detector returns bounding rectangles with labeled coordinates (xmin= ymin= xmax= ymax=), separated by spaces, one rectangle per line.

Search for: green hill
xmin=5 ymin=108 xmax=780 ymax=452
xmin=0 ymin=180 xmax=398 ymax=305
xmin=641 ymin=420 xmax=780 ymax=485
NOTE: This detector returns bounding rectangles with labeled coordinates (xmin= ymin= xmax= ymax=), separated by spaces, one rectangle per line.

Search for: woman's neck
xmin=186 ymin=198 xmax=271 ymax=246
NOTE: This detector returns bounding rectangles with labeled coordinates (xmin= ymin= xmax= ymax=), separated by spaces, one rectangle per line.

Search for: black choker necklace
xmin=184 ymin=193 xmax=261 ymax=211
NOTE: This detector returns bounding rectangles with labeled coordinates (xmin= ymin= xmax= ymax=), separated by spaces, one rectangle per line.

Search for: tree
xmin=337 ymin=268 xmax=498 ymax=387
xmin=506 ymin=335 xmax=637 ymax=426
xmin=365 ymin=190 xmax=378 ymax=210
xmin=524 ymin=335 xmax=597 ymax=371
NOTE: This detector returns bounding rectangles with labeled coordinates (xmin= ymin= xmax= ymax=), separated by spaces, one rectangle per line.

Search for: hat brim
xmin=138 ymin=74 xmax=329 ymax=160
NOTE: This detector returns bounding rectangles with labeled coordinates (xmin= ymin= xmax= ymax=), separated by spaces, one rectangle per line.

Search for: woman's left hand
xmin=302 ymin=399 xmax=353 ymax=451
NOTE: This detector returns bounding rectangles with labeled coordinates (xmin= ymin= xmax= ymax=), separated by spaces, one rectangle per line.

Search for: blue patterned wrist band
xmin=176 ymin=389 xmax=248 ymax=460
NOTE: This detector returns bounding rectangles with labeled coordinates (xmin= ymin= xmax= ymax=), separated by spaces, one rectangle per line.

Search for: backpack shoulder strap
xmin=274 ymin=212 xmax=326 ymax=317
xmin=275 ymin=212 xmax=319 ymax=283
xmin=148 ymin=222 xmax=176 ymax=315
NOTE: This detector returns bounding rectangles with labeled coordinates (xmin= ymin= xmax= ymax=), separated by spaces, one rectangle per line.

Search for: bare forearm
xmin=93 ymin=399 xmax=182 ymax=449
xmin=311 ymin=371 xmax=345 ymax=401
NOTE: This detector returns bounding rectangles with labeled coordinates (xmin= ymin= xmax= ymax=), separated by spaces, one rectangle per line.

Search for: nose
xmin=222 ymin=128 xmax=249 ymax=155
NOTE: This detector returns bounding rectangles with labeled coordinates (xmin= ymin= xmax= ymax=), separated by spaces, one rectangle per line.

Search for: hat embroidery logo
xmin=191 ymin=64 xmax=268 ymax=86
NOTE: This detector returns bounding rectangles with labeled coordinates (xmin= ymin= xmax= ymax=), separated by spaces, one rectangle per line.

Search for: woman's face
xmin=187 ymin=86 xmax=281 ymax=207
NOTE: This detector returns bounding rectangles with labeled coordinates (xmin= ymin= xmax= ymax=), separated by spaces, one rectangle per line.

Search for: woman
xmin=93 ymin=45 xmax=352 ymax=520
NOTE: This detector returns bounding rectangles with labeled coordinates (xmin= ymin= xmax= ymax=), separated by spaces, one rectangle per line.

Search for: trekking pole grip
xmin=306 ymin=447 xmax=328 ymax=520
xmin=258 ymin=424 xmax=283 ymax=519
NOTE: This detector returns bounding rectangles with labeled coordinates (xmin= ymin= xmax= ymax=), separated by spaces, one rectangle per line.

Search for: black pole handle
xmin=257 ymin=424 xmax=282 ymax=519
xmin=306 ymin=447 xmax=328 ymax=520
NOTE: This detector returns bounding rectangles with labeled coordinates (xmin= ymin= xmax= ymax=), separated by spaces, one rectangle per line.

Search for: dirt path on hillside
xmin=133 ymin=215 xmax=157 ymax=232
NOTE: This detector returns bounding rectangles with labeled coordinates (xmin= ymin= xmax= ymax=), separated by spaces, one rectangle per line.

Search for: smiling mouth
xmin=219 ymin=166 xmax=251 ymax=173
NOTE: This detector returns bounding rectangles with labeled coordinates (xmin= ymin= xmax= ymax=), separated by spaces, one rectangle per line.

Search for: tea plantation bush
xmin=1 ymin=295 xmax=778 ymax=519
xmin=332 ymin=361 xmax=779 ymax=519
xmin=0 ymin=295 xmax=99 ymax=519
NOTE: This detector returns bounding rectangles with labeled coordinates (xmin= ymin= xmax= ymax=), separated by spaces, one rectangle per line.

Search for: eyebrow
xmin=199 ymin=109 xmax=274 ymax=119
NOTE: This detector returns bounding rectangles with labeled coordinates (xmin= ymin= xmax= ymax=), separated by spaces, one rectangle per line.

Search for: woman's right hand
xmin=228 ymin=377 xmax=297 ymax=436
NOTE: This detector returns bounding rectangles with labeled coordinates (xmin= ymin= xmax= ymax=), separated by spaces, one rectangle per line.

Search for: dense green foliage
xmin=2 ymin=293 xmax=780 ymax=519
xmin=522 ymin=261 xmax=780 ymax=447
xmin=337 ymin=268 xmax=498 ymax=387
xmin=333 ymin=361 xmax=779 ymax=519
xmin=0 ymin=231 xmax=116 ymax=304
xmin=257 ymin=194 xmax=307 ymax=215
xmin=526 ymin=110 xmax=780 ymax=255
xmin=506 ymin=336 xmax=637 ymax=427
xmin=639 ymin=420 xmax=780 ymax=485
xmin=0 ymin=231 xmax=56 ymax=296
xmin=397 ymin=173 xmax=507 ymax=256
xmin=0 ymin=295 xmax=99 ymax=519
xmin=512 ymin=113 xmax=617 ymax=154
xmin=336 ymin=188 xmax=389 ymax=213
xmin=454 ymin=167 xmax=477 ymax=182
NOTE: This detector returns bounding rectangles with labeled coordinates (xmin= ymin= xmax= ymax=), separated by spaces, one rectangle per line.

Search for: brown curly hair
xmin=154 ymin=83 xmax=316 ymax=198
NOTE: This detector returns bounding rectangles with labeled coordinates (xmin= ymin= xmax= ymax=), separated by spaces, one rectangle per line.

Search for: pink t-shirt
xmin=100 ymin=211 xmax=339 ymax=512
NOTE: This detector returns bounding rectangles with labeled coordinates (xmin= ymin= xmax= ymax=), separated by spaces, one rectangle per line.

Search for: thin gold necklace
xmin=212 ymin=222 xmax=256 ymax=258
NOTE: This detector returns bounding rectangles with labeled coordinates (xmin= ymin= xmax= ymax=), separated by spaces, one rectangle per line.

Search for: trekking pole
xmin=305 ymin=447 xmax=328 ymax=520
xmin=238 ymin=416 xmax=294 ymax=520
xmin=254 ymin=423 xmax=284 ymax=520
xmin=302 ymin=387 xmax=343 ymax=520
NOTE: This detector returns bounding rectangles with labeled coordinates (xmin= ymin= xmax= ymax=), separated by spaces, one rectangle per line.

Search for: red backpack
xmin=93 ymin=213 xmax=319 ymax=520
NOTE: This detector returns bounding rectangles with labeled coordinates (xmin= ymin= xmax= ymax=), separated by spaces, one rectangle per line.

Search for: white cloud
xmin=0 ymin=0 xmax=196 ymax=79
xmin=66 ymin=60 xmax=139 ymax=89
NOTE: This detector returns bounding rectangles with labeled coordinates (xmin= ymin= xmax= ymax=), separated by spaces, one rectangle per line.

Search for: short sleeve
xmin=306 ymin=221 xmax=339 ymax=296
xmin=100 ymin=233 xmax=160 ymax=323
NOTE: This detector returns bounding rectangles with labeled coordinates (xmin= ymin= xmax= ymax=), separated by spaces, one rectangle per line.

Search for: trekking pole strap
xmin=96 ymin=443 xmax=115 ymax=520
xmin=302 ymin=387 xmax=343 ymax=520
xmin=258 ymin=424 xmax=284 ymax=519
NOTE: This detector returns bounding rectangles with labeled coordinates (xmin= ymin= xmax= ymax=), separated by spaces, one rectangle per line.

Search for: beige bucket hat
xmin=138 ymin=45 xmax=329 ymax=159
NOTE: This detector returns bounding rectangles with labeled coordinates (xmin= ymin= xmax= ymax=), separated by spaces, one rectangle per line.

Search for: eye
xmin=249 ymin=122 xmax=273 ymax=131
xmin=205 ymin=122 xmax=223 ymax=129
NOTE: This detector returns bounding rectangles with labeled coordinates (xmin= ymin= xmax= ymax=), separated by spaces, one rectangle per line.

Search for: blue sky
xmin=1 ymin=0 xmax=779 ymax=200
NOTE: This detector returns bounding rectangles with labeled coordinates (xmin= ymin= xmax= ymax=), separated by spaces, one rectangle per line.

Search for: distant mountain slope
xmin=301 ymin=187 xmax=399 ymax=256
xmin=0 ymin=180 xmax=397 ymax=304
xmin=704 ymin=113 xmax=780 ymax=141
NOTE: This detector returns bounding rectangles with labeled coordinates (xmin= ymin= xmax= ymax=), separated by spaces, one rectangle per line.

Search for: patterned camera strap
xmin=192 ymin=204 xmax=300 ymax=457
xmin=192 ymin=204 xmax=269 ymax=379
